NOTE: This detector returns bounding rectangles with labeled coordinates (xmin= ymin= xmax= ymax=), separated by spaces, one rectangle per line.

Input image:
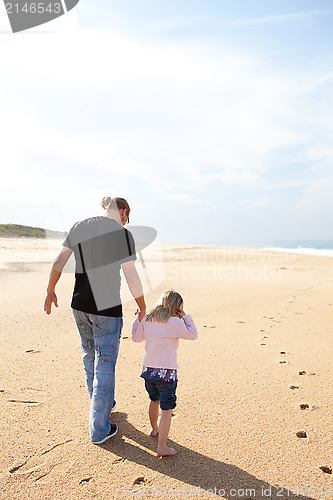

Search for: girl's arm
xmin=174 ymin=315 xmax=198 ymax=340
xmin=131 ymin=317 xmax=145 ymax=342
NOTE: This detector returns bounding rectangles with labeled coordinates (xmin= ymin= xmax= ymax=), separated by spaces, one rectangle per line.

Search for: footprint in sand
xmin=7 ymin=399 xmax=41 ymax=405
xmin=133 ymin=476 xmax=145 ymax=485
xmin=22 ymin=387 xmax=43 ymax=392
xmin=319 ymin=466 xmax=332 ymax=474
xmin=79 ymin=476 xmax=92 ymax=485
xmin=9 ymin=439 xmax=75 ymax=483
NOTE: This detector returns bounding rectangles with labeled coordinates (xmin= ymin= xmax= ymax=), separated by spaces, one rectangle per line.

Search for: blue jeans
xmin=72 ymin=309 xmax=123 ymax=443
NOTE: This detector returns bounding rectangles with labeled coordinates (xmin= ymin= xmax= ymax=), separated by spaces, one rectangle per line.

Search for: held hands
xmin=134 ymin=308 xmax=146 ymax=322
xmin=44 ymin=292 xmax=58 ymax=315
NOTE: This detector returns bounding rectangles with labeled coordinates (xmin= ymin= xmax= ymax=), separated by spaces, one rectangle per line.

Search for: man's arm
xmin=44 ymin=246 xmax=73 ymax=315
xmin=121 ymin=260 xmax=146 ymax=321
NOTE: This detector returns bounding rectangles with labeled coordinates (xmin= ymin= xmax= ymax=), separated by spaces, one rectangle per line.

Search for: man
xmin=44 ymin=197 xmax=146 ymax=444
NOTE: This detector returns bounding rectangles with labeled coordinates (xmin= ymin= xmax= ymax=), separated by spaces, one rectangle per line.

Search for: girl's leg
xmin=157 ymin=409 xmax=178 ymax=457
xmin=145 ymin=380 xmax=160 ymax=436
xmin=148 ymin=400 xmax=159 ymax=436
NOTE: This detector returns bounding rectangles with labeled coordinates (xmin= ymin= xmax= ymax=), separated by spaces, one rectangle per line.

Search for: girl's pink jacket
xmin=131 ymin=315 xmax=198 ymax=369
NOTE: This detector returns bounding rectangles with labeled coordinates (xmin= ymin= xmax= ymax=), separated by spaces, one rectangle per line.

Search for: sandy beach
xmin=0 ymin=238 xmax=332 ymax=499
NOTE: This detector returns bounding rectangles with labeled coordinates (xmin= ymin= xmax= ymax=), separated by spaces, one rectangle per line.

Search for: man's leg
xmin=72 ymin=309 xmax=95 ymax=397
xmin=89 ymin=315 xmax=122 ymax=443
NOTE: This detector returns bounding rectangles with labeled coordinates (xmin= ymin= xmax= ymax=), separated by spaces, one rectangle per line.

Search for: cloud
xmin=230 ymin=11 xmax=330 ymax=27
xmin=145 ymin=15 xmax=210 ymax=34
xmin=243 ymin=197 xmax=270 ymax=208
xmin=1 ymin=6 xmax=333 ymax=235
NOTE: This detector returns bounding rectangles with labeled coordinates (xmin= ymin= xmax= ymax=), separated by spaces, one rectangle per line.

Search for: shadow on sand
xmin=103 ymin=412 xmax=316 ymax=500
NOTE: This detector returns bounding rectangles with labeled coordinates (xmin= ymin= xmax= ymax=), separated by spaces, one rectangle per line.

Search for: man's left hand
xmin=44 ymin=292 xmax=58 ymax=315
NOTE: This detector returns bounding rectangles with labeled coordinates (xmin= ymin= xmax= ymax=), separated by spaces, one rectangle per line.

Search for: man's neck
xmin=103 ymin=212 xmax=122 ymax=225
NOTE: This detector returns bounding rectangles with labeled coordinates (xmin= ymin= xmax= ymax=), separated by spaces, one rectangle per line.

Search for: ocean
xmin=223 ymin=240 xmax=333 ymax=258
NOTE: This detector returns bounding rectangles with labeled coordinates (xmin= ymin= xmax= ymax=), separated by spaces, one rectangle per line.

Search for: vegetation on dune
xmin=0 ymin=224 xmax=67 ymax=239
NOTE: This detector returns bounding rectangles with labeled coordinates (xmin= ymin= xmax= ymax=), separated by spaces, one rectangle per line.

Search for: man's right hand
xmin=44 ymin=292 xmax=58 ymax=315
xmin=135 ymin=307 xmax=146 ymax=322
xmin=138 ymin=308 xmax=146 ymax=322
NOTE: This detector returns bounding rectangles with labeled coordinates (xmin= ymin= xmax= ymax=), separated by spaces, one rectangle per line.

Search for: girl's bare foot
xmin=156 ymin=446 xmax=178 ymax=457
xmin=150 ymin=427 xmax=159 ymax=437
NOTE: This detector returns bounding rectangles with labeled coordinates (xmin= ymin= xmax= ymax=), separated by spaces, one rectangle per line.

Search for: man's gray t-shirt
xmin=63 ymin=216 xmax=136 ymax=317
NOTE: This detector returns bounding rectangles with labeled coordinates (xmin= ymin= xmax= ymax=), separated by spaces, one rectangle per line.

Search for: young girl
xmin=132 ymin=290 xmax=198 ymax=457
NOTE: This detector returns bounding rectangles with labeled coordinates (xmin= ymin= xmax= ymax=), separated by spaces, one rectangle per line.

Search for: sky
xmin=0 ymin=0 xmax=333 ymax=244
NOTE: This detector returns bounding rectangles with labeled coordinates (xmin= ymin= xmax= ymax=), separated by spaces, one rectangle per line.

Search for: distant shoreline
xmin=1 ymin=227 xmax=332 ymax=257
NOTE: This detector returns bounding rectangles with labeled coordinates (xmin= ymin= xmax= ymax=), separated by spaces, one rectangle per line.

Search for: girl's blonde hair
xmin=100 ymin=196 xmax=130 ymax=217
xmin=145 ymin=290 xmax=183 ymax=323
